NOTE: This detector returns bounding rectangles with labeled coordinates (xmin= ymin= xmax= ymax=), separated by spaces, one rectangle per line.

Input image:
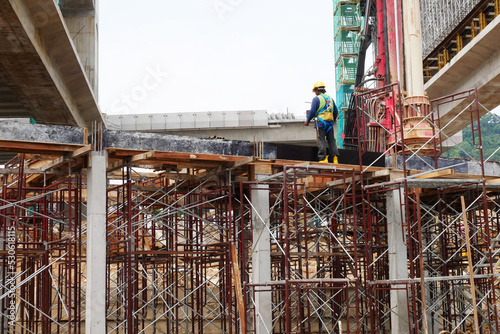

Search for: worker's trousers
xmin=317 ymin=126 xmax=340 ymax=162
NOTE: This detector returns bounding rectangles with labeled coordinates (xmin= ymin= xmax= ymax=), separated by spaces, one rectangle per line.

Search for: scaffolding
xmin=0 ymin=155 xmax=84 ymax=333
xmin=334 ymin=0 xmax=363 ymax=150
xmin=352 ymin=84 xmax=500 ymax=333
xmin=239 ymin=167 xmax=361 ymax=333
xmin=0 ymin=89 xmax=499 ymax=333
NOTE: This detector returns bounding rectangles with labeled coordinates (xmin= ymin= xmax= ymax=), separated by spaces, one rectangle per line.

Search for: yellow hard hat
xmin=312 ymin=81 xmax=325 ymax=92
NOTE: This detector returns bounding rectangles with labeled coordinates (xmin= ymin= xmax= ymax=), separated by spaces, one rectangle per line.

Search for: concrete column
xmin=387 ymin=186 xmax=410 ymax=334
xmin=251 ymin=180 xmax=272 ymax=334
xmin=403 ymin=0 xmax=425 ymax=96
xmin=86 ymin=151 xmax=107 ymax=333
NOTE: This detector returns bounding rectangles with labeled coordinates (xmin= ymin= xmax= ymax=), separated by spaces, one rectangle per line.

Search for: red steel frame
xmin=105 ymin=165 xmax=236 ymax=334
xmin=0 ymin=154 xmax=84 ymax=334
xmin=1 ymin=85 xmax=499 ymax=333
xmin=354 ymin=84 xmax=500 ymax=333
xmin=239 ymin=166 xmax=363 ymax=333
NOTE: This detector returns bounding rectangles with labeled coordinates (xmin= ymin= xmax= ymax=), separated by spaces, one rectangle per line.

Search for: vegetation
xmin=443 ymin=113 xmax=500 ymax=162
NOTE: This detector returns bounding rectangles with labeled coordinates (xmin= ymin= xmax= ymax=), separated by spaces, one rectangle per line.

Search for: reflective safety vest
xmin=315 ymin=94 xmax=335 ymax=122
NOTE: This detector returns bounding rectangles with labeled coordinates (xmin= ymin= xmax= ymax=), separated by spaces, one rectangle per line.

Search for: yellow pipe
xmin=479 ymin=13 xmax=486 ymax=30
xmin=471 ymin=20 xmax=479 ymax=39
xmin=456 ymin=34 xmax=463 ymax=52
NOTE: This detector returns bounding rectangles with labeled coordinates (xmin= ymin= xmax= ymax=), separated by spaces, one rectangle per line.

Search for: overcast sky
xmin=99 ymin=1 xmax=335 ymax=118
xmin=98 ymin=1 xmax=500 ymax=117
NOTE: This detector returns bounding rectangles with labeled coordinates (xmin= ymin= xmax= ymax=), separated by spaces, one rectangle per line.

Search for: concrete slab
xmin=0 ymin=0 xmax=103 ymax=126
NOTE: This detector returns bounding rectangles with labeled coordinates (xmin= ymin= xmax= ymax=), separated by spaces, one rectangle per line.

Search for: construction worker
xmin=304 ymin=81 xmax=340 ymax=163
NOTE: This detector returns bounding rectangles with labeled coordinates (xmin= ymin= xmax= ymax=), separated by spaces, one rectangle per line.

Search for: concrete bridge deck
xmin=0 ymin=0 xmax=103 ymax=126
xmin=425 ymin=13 xmax=500 ymax=137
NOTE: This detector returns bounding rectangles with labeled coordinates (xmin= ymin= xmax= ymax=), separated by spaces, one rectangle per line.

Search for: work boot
xmin=319 ymin=155 xmax=329 ymax=163
xmin=333 ymin=156 xmax=339 ymax=164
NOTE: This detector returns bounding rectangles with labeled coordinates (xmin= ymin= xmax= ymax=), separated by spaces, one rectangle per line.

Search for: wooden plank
xmin=173 ymin=161 xmax=227 ymax=169
xmin=327 ymin=175 xmax=359 ymax=187
xmin=487 ymin=178 xmax=500 ymax=183
xmin=371 ymin=169 xmax=391 ymax=178
xmin=443 ymin=172 xmax=481 ymax=179
xmin=254 ymin=163 xmax=273 ymax=175
xmin=414 ymin=169 xmax=455 ymax=179
xmin=107 ymin=160 xmax=126 ymax=172
xmin=461 ymin=196 xmax=480 ymax=334
xmin=83 ymin=127 xmax=89 ymax=145
xmin=326 ymin=169 xmax=390 ymax=187
xmin=231 ymin=243 xmax=247 ymax=334
xmin=268 ymin=160 xmax=386 ymax=173
xmin=145 ymin=151 xmax=243 ymax=163
xmin=0 ymin=140 xmax=84 ymax=154
xmin=0 ymin=168 xmax=71 ymax=175
xmin=130 ymin=150 xmax=156 ymax=163
xmin=107 ymin=151 xmax=158 ymax=172
xmin=71 ymin=144 xmax=92 ymax=158
xmin=131 ymin=185 xmax=161 ymax=192
xmin=40 ymin=144 xmax=92 ymax=172
xmin=232 ymin=156 xmax=255 ymax=168
xmin=196 ymin=166 xmax=223 ymax=179
xmin=108 ymin=170 xmax=163 ymax=179
xmin=162 ymin=172 xmax=198 ymax=181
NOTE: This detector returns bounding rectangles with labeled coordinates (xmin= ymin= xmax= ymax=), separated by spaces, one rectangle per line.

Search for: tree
xmin=444 ymin=113 xmax=500 ymax=162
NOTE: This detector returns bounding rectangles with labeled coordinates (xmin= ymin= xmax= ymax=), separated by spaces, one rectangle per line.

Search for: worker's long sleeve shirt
xmin=306 ymin=96 xmax=320 ymax=125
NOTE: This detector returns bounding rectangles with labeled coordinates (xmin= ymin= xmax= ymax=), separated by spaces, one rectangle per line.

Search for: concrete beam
xmin=0 ymin=0 xmax=103 ymax=126
xmin=105 ymin=112 xmax=316 ymax=146
xmin=102 ymin=129 xmax=254 ymax=157
xmin=60 ymin=0 xmax=98 ymax=96
xmin=159 ymin=122 xmax=318 ymax=146
xmin=425 ymin=14 xmax=500 ymax=137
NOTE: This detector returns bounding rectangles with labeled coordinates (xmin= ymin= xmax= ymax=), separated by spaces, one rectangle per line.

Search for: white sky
xmin=98 ymin=1 xmax=500 ymax=117
xmin=99 ymin=0 xmax=335 ymax=118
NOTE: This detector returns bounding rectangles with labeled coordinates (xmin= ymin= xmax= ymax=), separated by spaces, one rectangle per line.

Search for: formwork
xmin=420 ymin=0 xmax=482 ymax=58
xmin=351 ymin=84 xmax=500 ymax=333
